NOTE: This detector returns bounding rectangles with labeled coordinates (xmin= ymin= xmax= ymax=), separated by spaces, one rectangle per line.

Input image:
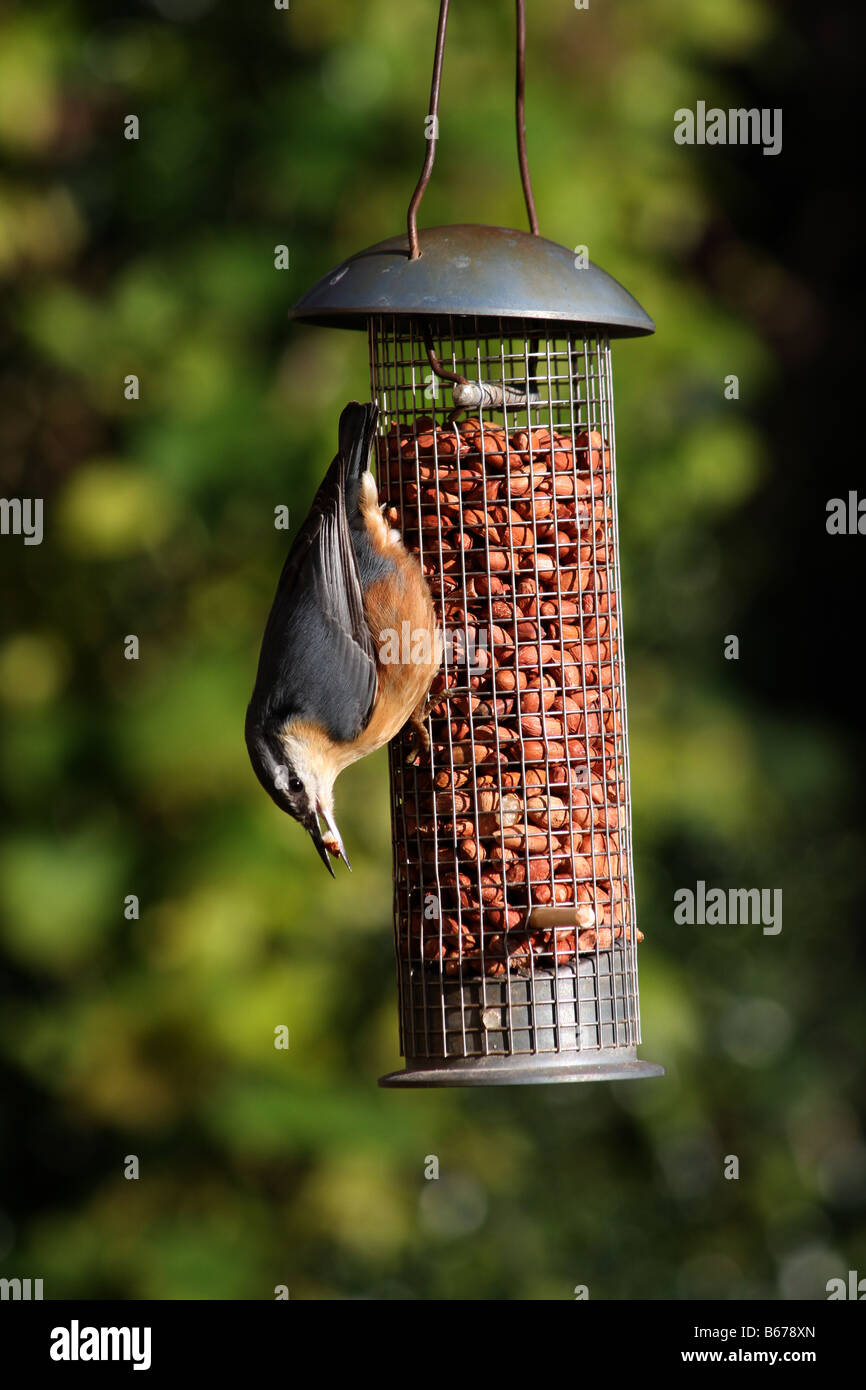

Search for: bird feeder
xmin=290 ymin=0 xmax=662 ymax=1087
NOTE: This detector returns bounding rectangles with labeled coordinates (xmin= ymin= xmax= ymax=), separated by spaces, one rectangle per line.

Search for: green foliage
xmin=1 ymin=0 xmax=862 ymax=1301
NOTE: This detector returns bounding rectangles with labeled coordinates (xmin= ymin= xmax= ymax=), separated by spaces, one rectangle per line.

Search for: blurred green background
xmin=1 ymin=0 xmax=863 ymax=1300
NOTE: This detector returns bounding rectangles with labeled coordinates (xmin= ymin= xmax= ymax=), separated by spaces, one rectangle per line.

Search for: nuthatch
xmin=245 ymin=401 xmax=441 ymax=874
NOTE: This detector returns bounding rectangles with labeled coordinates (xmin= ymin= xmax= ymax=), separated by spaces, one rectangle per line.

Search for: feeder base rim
xmin=378 ymin=1050 xmax=664 ymax=1088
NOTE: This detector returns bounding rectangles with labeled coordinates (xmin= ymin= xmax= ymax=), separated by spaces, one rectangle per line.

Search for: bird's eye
xmin=288 ymin=776 xmax=303 ymax=794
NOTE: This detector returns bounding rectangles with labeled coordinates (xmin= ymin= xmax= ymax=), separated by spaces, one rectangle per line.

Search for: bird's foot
xmin=404 ymin=711 xmax=431 ymax=763
xmin=402 ymin=684 xmax=476 ymax=763
xmin=422 ymin=684 xmax=472 ymax=718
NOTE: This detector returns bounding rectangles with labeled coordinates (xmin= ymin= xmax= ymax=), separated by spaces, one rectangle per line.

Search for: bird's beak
xmin=304 ymin=811 xmax=335 ymax=877
xmin=322 ymin=805 xmax=352 ymax=872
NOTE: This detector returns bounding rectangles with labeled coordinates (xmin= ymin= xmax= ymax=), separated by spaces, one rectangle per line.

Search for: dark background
xmin=0 ymin=0 xmax=863 ymax=1298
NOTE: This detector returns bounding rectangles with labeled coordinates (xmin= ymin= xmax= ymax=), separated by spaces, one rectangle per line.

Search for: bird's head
xmin=244 ymin=710 xmax=348 ymax=876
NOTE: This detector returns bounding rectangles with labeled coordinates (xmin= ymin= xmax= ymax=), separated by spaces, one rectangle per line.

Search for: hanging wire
xmin=407 ymin=0 xmax=451 ymax=260
xmin=515 ymin=0 xmax=539 ymax=236
xmin=407 ymin=0 xmax=540 ymax=259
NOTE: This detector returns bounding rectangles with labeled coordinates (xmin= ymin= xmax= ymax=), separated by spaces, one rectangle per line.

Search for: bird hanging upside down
xmin=245 ymin=401 xmax=441 ymax=874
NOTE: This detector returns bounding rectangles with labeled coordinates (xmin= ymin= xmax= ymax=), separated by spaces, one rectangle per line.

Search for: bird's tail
xmin=338 ymin=401 xmax=379 ymax=481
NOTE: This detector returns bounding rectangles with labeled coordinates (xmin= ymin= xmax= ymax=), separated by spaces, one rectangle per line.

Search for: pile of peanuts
xmin=380 ymin=414 xmax=643 ymax=977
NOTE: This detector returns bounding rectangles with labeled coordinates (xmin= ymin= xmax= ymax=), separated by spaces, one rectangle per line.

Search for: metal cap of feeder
xmin=290 ymin=224 xmax=655 ymax=338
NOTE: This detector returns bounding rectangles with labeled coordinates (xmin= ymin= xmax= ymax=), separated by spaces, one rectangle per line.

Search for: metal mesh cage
xmin=370 ymin=314 xmax=661 ymax=1086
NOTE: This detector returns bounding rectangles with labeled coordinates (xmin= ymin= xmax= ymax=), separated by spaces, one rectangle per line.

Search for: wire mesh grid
xmin=369 ymin=314 xmax=642 ymax=1066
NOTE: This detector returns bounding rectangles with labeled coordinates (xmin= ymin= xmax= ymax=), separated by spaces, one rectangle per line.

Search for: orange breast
xmin=357 ymin=553 xmax=440 ymax=757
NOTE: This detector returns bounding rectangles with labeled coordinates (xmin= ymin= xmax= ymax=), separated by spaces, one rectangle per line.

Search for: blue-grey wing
xmin=251 ymin=451 xmax=378 ymax=743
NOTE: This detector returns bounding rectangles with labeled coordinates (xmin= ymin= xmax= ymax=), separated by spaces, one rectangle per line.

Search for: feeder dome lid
xmin=290 ymin=224 xmax=654 ymax=338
